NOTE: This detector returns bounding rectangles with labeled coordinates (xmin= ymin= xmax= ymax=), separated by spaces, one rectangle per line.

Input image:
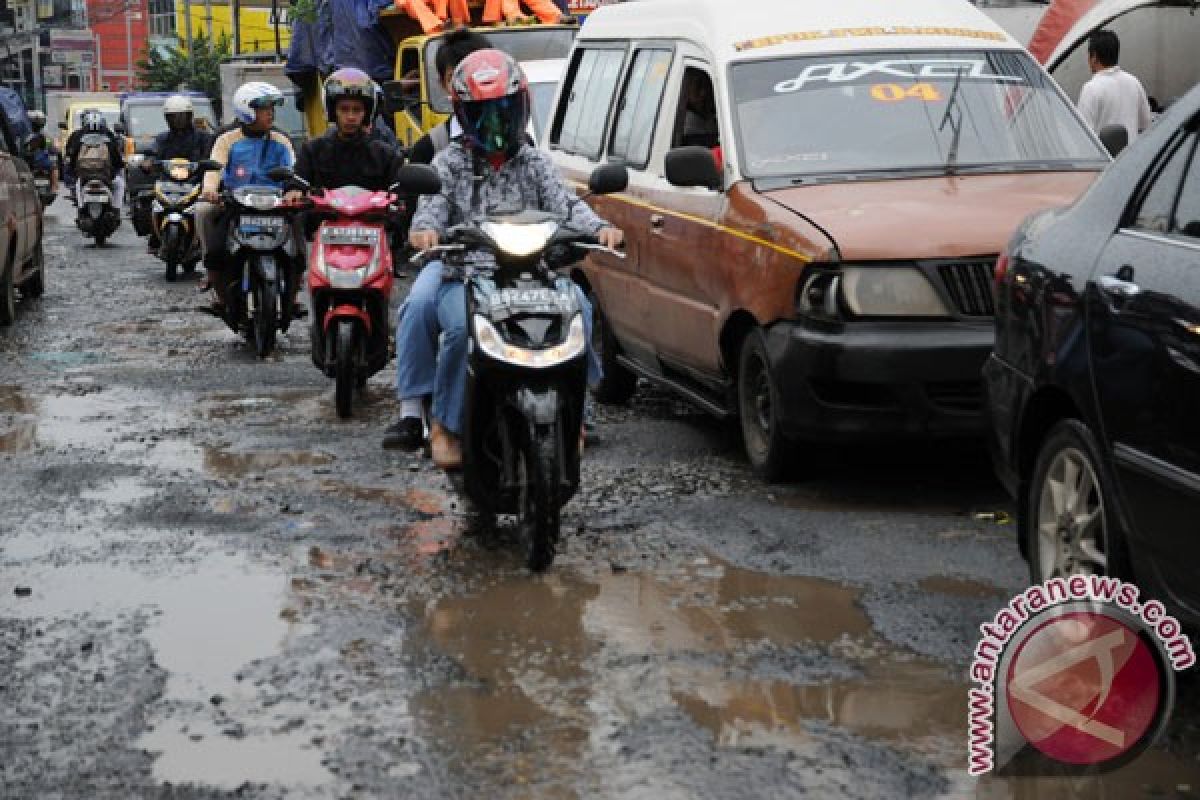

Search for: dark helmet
xmin=450 ymin=49 xmax=529 ymax=159
xmin=324 ymin=67 xmax=378 ymax=123
xmin=28 ymin=110 xmax=46 ymax=132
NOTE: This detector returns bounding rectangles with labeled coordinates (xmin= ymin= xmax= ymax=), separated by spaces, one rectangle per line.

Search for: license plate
xmin=322 ymin=226 xmax=379 ymax=246
xmin=240 ymin=215 xmax=282 ymax=228
xmin=494 ymin=288 xmax=571 ymax=313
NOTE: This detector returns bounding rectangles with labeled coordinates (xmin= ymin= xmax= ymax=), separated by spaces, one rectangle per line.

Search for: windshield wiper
xmin=939 ymin=67 xmax=967 ymax=176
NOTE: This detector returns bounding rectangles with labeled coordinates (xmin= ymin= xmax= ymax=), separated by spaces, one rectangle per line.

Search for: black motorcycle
xmin=23 ymin=134 xmax=56 ymax=208
xmin=150 ymin=158 xmax=213 ymax=282
xmin=217 ymin=185 xmax=302 ymax=357
xmin=418 ymin=163 xmax=628 ymax=571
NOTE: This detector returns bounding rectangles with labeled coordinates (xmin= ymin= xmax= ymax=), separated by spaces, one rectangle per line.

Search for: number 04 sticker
xmin=870 ymin=83 xmax=943 ymax=102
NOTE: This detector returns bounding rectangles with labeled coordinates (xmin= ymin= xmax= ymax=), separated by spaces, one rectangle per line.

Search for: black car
xmin=985 ymin=83 xmax=1200 ymax=627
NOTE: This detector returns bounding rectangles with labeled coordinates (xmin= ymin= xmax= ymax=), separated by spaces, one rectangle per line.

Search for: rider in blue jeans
xmin=387 ymin=49 xmax=623 ymax=469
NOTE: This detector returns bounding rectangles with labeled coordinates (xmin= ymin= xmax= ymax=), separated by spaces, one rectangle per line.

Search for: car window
xmin=554 ymin=47 xmax=626 ymax=160
xmin=609 ymin=48 xmax=672 ymax=168
xmin=1133 ymin=132 xmax=1196 ymax=233
xmin=672 ymin=67 xmax=720 ymax=151
xmin=1173 ymin=142 xmax=1200 ymax=239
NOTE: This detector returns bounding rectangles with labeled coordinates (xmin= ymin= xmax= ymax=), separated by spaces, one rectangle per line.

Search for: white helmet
xmin=232 ymin=81 xmax=284 ymax=125
xmin=81 ymin=109 xmax=106 ymax=131
xmin=163 ymin=94 xmax=194 ymax=115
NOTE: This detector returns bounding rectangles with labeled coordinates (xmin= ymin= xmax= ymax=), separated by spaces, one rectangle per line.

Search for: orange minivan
xmin=546 ymin=0 xmax=1110 ymax=478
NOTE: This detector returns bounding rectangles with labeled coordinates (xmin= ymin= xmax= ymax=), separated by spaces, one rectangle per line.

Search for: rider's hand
xmin=284 ymin=190 xmax=304 ymax=204
xmin=597 ymin=226 xmax=624 ymax=250
xmin=201 ymin=188 xmax=219 ymax=204
xmin=410 ymin=229 xmax=439 ymax=251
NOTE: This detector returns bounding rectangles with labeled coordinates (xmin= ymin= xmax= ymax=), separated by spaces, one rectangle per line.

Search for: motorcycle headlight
xmin=840 ymin=267 xmax=950 ymax=318
xmin=168 ymin=164 xmax=190 ymax=181
xmin=473 ymin=313 xmax=586 ymax=368
xmin=233 ymin=188 xmax=281 ymax=211
xmin=481 ymin=220 xmax=557 ymax=258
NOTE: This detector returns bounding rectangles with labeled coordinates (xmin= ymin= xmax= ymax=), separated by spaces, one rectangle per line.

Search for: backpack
xmin=76 ymin=134 xmax=112 ymax=179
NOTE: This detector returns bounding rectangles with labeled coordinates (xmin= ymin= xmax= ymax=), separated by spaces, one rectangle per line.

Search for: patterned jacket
xmin=412 ymin=142 xmax=609 ymax=273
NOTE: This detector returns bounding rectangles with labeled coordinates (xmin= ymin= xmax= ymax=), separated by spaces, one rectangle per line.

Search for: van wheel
xmin=0 ymin=257 xmax=15 ymax=326
xmin=738 ymin=329 xmax=789 ymax=481
xmin=21 ymin=238 xmax=44 ymax=299
xmin=588 ymin=293 xmax=636 ymax=404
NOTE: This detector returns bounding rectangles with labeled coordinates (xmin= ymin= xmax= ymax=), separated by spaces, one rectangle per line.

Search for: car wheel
xmin=22 ymin=237 xmax=45 ymax=299
xmin=0 ymin=256 xmax=15 ymax=326
xmin=737 ymin=328 xmax=789 ymax=481
xmin=588 ymin=291 xmax=636 ymax=405
xmin=1027 ymin=419 xmax=1132 ymax=583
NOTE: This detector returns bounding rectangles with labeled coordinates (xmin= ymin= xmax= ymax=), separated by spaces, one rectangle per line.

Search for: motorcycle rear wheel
xmin=253 ymin=284 xmax=277 ymax=358
xmin=335 ymin=319 xmax=355 ymax=419
xmin=520 ymin=428 xmax=560 ymax=572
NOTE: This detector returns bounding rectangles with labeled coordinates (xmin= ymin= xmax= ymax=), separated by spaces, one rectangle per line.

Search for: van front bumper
xmin=764 ymin=318 xmax=993 ymax=442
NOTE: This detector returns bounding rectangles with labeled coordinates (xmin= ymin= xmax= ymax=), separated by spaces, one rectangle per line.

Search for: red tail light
xmin=993 ymin=250 xmax=1010 ymax=288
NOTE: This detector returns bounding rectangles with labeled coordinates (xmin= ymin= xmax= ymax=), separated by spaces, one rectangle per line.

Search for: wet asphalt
xmin=2 ymin=201 xmax=1199 ymax=799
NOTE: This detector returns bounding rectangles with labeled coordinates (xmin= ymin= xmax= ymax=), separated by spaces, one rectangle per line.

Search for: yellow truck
xmin=297 ymin=2 xmax=593 ymax=147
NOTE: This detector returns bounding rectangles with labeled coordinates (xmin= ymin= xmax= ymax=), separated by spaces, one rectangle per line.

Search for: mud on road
xmin=2 ymin=204 xmax=1199 ymax=799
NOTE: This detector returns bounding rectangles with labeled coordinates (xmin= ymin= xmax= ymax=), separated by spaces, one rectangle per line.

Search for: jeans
xmin=395 ymin=260 xmax=601 ymax=435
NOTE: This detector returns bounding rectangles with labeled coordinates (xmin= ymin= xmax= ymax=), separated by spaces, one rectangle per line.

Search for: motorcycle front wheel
xmin=519 ymin=427 xmax=561 ymax=572
xmin=253 ymin=282 xmax=277 ymax=358
xmin=334 ymin=319 xmax=356 ymax=419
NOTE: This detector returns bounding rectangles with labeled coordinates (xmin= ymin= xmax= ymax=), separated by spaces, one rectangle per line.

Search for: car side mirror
xmin=114 ymin=123 xmax=126 ymax=136
xmin=1098 ymin=124 xmax=1128 ymax=158
xmin=382 ymin=79 xmax=422 ymax=114
xmin=267 ymin=165 xmax=295 ymax=182
xmin=665 ymin=146 xmax=721 ymax=190
xmin=588 ymin=164 xmax=628 ymax=195
xmin=393 ymin=163 xmax=441 ymax=195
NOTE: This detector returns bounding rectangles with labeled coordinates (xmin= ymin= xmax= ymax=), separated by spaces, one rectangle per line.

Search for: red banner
xmin=1027 ymin=0 xmax=1097 ymax=63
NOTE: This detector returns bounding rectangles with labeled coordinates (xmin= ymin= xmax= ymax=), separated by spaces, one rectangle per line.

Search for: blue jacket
xmin=203 ymin=126 xmax=294 ymax=194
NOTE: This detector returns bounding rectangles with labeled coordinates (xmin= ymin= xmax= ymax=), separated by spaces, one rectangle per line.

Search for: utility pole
xmin=204 ymin=0 xmax=213 ymax=39
xmin=183 ymin=0 xmax=194 ymax=84
xmin=230 ymin=0 xmax=240 ymax=55
xmin=94 ymin=29 xmax=103 ymax=89
xmin=124 ymin=0 xmax=133 ymax=91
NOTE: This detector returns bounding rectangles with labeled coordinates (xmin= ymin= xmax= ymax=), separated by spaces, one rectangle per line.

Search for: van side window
xmin=553 ymin=47 xmax=626 ymax=160
xmin=672 ymin=68 xmax=719 ymax=150
xmin=609 ymin=49 xmax=672 ymax=168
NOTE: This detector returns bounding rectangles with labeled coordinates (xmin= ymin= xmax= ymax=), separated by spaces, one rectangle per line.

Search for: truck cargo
xmin=218 ymin=57 xmax=309 ymax=145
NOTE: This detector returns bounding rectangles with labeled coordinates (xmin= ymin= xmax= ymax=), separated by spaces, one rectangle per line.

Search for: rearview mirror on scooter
xmin=267 ymin=166 xmax=296 ymax=183
xmin=198 ymin=159 xmax=223 ymax=172
xmin=392 ymin=164 xmax=442 ymax=196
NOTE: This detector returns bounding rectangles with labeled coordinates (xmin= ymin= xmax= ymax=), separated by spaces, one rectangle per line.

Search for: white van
xmin=546 ymin=0 xmax=1109 ymax=477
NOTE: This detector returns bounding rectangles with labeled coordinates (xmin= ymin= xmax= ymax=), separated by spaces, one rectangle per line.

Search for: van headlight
xmin=481 ymin=220 xmax=557 ymax=258
xmin=473 ymin=313 xmax=586 ymax=368
xmin=840 ymin=267 xmax=950 ymax=318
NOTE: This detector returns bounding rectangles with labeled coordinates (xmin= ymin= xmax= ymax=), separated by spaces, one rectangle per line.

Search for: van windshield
xmin=730 ymin=50 xmax=1107 ymax=180
xmin=425 ymin=28 xmax=576 ymax=113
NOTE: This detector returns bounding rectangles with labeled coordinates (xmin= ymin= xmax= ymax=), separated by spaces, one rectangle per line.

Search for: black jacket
xmin=151 ymin=127 xmax=213 ymax=162
xmin=295 ymin=130 xmax=404 ymax=192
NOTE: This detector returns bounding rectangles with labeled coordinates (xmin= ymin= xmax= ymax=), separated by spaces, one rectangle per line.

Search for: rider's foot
xmin=431 ymin=422 xmax=463 ymax=471
xmin=382 ymin=417 xmax=424 ymax=451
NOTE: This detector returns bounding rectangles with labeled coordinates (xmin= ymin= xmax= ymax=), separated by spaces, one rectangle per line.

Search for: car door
xmin=1088 ymin=119 xmax=1200 ymax=613
xmin=0 ymin=112 xmax=29 ymax=279
xmin=636 ymin=58 xmax=726 ymax=376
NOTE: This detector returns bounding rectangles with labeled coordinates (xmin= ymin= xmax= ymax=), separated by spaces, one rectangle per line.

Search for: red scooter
xmin=269 ymin=168 xmax=400 ymax=417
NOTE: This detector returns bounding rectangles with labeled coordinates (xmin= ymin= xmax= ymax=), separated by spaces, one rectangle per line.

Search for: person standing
xmin=1077 ymin=30 xmax=1153 ymax=144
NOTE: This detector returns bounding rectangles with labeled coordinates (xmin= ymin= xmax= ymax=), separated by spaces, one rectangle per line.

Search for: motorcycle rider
xmin=197 ymin=81 xmax=300 ymax=314
xmin=141 ymin=94 xmax=214 ymax=251
xmin=64 ymin=109 xmax=124 ymax=211
xmin=26 ymin=111 xmax=60 ymax=195
xmin=398 ymin=49 xmax=622 ymax=469
xmin=382 ymin=26 xmax=490 ymax=451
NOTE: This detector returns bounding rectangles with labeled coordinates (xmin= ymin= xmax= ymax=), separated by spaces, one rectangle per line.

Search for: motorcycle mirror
xmin=267 ymin=166 xmax=295 ymax=183
xmin=198 ymin=159 xmax=223 ymax=172
xmin=588 ymin=164 xmax=628 ymax=196
xmin=393 ymin=164 xmax=441 ymax=196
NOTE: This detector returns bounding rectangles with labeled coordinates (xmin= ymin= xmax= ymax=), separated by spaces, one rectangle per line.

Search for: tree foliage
xmin=135 ymin=33 xmax=233 ymax=116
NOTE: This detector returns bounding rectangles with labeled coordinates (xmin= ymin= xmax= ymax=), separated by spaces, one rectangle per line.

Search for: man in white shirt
xmin=1077 ymin=30 xmax=1153 ymax=143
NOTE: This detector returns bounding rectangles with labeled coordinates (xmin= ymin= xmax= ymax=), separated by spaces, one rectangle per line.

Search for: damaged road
xmin=2 ymin=204 xmax=1199 ymax=799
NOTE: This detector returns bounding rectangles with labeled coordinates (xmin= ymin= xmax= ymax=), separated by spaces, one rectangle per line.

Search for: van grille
xmin=937 ymin=261 xmax=995 ymax=317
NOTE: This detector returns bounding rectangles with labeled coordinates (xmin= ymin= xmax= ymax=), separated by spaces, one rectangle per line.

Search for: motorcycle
xmin=268 ymin=165 xmax=420 ymax=418
xmin=215 ymin=184 xmax=302 ymax=357
xmin=22 ymin=133 xmax=57 ymax=208
xmin=415 ymin=163 xmax=628 ymax=571
xmin=75 ymin=175 xmax=120 ymax=246
xmin=150 ymin=158 xmax=213 ymax=282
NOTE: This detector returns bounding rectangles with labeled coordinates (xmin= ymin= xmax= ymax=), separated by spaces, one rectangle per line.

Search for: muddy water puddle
xmin=5 ymin=550 xmax=333 ymax=792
